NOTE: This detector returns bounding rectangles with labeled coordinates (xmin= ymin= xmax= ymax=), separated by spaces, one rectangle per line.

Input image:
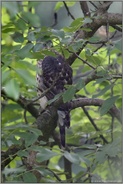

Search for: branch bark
xmin=80 ymin=2 xmax=90 ymax=17
xmin=67 ymin=12 xmax=122 ymax=65
xmin=70 ymin=98 xmax=121 ymax=123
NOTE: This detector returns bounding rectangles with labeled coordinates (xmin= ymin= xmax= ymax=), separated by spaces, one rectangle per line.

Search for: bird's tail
xmin=57 ymin=110 xmax=70 ymax=147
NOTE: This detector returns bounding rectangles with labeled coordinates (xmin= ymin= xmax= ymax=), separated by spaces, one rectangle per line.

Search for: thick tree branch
xmin=67 ymin=12 xmax=122 ymax=65
xmin=70 ymin=98 xmax=121 ymax=123
xmin=36 ymin=106 xmax=58 ymax=142
xmin=96 ymin=1 xmax=113 ymax=14
xmin=74 ymin=13 xmax=122 ymax=40
xmin=1 ymin=93 xmax=121 ymax=170
xmin=80 ymin=2 xmax=90 ymax=17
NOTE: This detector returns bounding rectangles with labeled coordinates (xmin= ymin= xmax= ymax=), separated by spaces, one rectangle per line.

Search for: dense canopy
xmin=1 ymin=1 xmax=122 ymax=183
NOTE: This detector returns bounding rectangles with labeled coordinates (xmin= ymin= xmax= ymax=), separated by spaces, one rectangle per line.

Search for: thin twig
xmin=46 ymin=167 xmax=62 ymax=182
xmin=89 ymin=1 xmax=98 ymax=9
xmin=82 ymin=106 xmax=108 ymax=144
xmin=24 ymin=109 xmax=29 ymax=124
xmin=111 ymin=25 xmax=122 ymax=32
xmin=66 ymin=48 xmax=96 ymax=69
xmin=63 ymin=1 xmax=75 ymax=20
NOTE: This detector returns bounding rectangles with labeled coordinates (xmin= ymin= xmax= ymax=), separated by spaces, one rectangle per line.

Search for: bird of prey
xmin=36 ymin=55 xmax=72 ymax=147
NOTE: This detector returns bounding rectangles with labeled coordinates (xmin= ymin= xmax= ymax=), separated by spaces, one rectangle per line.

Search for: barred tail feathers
xmin=57 ymin=110 xmax=70 ymax=147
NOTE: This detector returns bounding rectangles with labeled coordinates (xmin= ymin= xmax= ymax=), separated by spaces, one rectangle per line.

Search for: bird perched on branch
xmin=36 ymin=55 xmax=72 ymax=147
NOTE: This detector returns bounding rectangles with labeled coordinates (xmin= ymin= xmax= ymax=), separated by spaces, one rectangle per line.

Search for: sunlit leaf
xmin=54 ymin=2 xmax=64 ymax=11
xmin=4 ymin=78 xmax=20 ymax=100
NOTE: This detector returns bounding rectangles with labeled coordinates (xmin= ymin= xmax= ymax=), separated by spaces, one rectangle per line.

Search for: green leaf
xmin=16 ymin=69 xmax=35 ymax=86
xmin=2 ymin=70 xmax=10 ymax=85
xmin=36 ymin=148 xmax=58 ymax=162
xmin=66 ymin=2 xmax=76 ymax=7
xmin=15 ymin=131 xmax=38 ymax=147
xmin=37 ymin=167 xmax=53 ymax=177
xmin=100 ymin=96 xmax=119 ymax=116
xmin=64 ymin=151 xmax=80 ymax=164
xmin=85 ymin=48 xmax=91 ymax=56
xmin=29 ymin=127 xmax=42 ymax=136
xmin=54 ymin=2 xmax=64 ymax=11
xmin=70 ymin=18 xmax=83 ymax=27
xmin=48 ymin=93 xmax=62 ymax=105
xmin=75 ymin=80 xmax=85 ymax=90
xmin=95 ymin=151 xmax=107 ymax=164
xmin=27 ymin=31 xmax=36 ymax=41
xmin=93 ymin=84 xmax=113 ymax=98
xmin=33 ymin=43 xmax=44 ymax=52
xmin=115 ymin=39 xmax=122 ymax=51
xmin=96 ymin=138 xmax=121 ymax=164
xmin=15 ymin=19 xmax=27 ymax=32
xmin=54 ymin=2 xmax=75 ymax=12
xmin=2 ymin=2 xmax=18 ymax=17
xmin=4 ymin=78 xmax=20 ymax=100
xmin=51 ymin=29 xmax=65 ymax=39
xmin=21 ymin=12 xmax=40 ymax=27
xmin=83 ymin=17 xmax=92 ymax=24
xmin=103 ymin=138 xmax=121 ymax=157
xmin=86 ymin=55 xmax=102 ymax=66
xmin=12 ymin=32 xmax=24 ymax=43
xmin=23 ymin=172 xmax=37 ymax=183
xmin=16 ymin=43 xmax=33 ymax=59
xmin=63 ymin=86 xmax=76 ymax=103
xmin=17 ymin=150 xmax=28 ymax=157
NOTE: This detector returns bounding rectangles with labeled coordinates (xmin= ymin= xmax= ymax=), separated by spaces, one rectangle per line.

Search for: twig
xmin=66 ymin=48 xmax=95 ymax=69
xmin=111 ymin=25 xmax=122 ymax=32
xmin=82 ymin=106 xmax=108 ymax=144
xmin=29 ymin=75 xmax=60 ymax=105
xmin=96 ymin=1 xmax=113 ymax=14
xmin=46 ymin=167 xmax=62 ymax=182
xmin=89 ymin=1 xmax=98 ymax=9
xmin=63 ymin=1 xmax=75 ymax=20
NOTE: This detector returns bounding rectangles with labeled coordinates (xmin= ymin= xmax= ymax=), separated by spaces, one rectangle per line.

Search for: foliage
xmin=1 ymin=1 xmax=122 ymax=183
